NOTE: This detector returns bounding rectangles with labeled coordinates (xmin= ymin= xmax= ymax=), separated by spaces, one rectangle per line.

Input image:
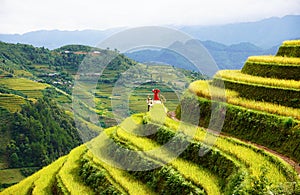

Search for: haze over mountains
xmin=0 ymin=15 xmax=299 ymax=50
xmin=0 ymin=15 xmax=299 ymax=70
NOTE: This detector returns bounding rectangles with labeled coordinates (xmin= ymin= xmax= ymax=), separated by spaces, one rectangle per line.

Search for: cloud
xmin=0 ymin=0 xmax=299 ymax=34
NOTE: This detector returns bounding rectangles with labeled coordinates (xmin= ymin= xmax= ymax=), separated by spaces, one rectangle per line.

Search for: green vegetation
xmin=282 ymin=40 xmax=300 ymax=46
xmin=177 ymin=92 xmax=300 ymax=162
xmin=246 ymin=56 xmax=300 ymax=66
xmin=0 ymin=41 xmax=204 ymax=190
xmin=1 ymin=39 xmax=300 ymax=194
xmin=0 ymin=78 xmax=48 ymax=91
xmin=216 ymin=70 xmax=300 ymax=89
xmin=1 ymin=156 xmax=67 ymax=195
xmin=184 ymin=39 xmax=300 ymax=164
xmin=3 ymin=97 xmax=81 ymax=168
xmin=0 ymin=168 xmax=25 ymax=190
xmin=189 ymin=80 xmax=300 ymax=120
xmin=56 ymin=146 xmax=94 ymax=195
xmin=276 ymin=40 xmax=300 ymax=58
xmin=213 ymin=77 xmax=300 ymax=108
xmin=241 ymin=55 xmax=300 ymax=80
xmin=0 ymin=94 xmax=26 ymax=112
xmin=3 ymin=109 xmax=299 ymax=194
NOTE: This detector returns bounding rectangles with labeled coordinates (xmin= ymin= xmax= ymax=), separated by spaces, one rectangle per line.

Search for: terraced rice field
xmin=0 ymin=78 xmax=49 ymax=91
xmin=246 ymin=56 xmax=300 ymax=66
xmin=216 ymin=70 xmax=300 ymax=89
xmin=0 ymin=93 xmax=26 ymax=112
xmin=189 ymin=80 xmax=300 ymax=120
xmin=2 ymin=108 xmax=299 ymax=195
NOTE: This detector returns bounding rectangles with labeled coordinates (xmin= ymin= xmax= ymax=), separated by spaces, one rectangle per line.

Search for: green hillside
xmin=0 ymin=41 xmax=204 ymax=190
xmin=0 ymin=42 xmax=100 ymax=189
xmin=1 ymin=40 xmax=300 ymax=194
xmin=2 ymin=106 xmax=299 ymax=194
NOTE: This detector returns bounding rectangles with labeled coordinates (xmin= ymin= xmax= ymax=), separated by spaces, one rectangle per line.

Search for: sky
xmin=1 ymin=0 xmax=300 ymax=34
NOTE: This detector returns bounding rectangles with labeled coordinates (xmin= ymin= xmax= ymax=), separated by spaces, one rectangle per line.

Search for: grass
xmin=194 ymin=128 xmax=298 ymax=185
xmin=31 ymin=156 xmax=67 ymax=195
xmin=150 ymin=110 xmax=296 ymax=186
xmin=0 ymin=168 xmax=25 ymax=186
xmin=78 ymin=63 xmax=198 ymax=128
xmin=85 ymin=150 xmax=156 ymax=195
xmin=189 ymin=80 xmax=300 ymax=120
xmin=0 ymin=157 xmax=66 ymax=195
xmin=13 ymin=70 xmax=33 ymax=77
xmin=113 ymin=117 xmax=222 ymax=195
xmin=0 ymin=93 xmax=26 ymax=112
xmin=56 ymin=145 xmax=94 ymax=195
xmin=283 ymin=40 xmax=300 ymax=46
xmin=156 ymin=111 xmax=297 ymax=187
xmin=3 ymin=112 xmax=299 ymax=194
xmin=0 ymin=78 xmax=49 ymax=91
xmin=216 ymin=70 xmax=300 ymax=90
xmin=246 ymin=56 xmax=300 ymax=66
xmin=19 ymin=90 xmax=44 ymax=98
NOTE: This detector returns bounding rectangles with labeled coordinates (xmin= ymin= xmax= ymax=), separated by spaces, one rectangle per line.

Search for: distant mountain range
xmin=0 ymin=28 xmax=123 ymax=50
xmin=0 ymin=15 xmax=298 ymax=70
xmin=179 ymin=15 xmax=300 ymax=49
xmin=126 ymin=41 xmax=279 ymax=70
xmin=0 ymin=15 xmax=299 ymax=50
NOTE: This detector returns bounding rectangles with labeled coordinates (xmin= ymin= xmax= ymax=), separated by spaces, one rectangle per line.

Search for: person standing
xmin=152 ymin=88 xmax=161 ymax=104
xmin=147 ymin=95 xmax=152 ymax=111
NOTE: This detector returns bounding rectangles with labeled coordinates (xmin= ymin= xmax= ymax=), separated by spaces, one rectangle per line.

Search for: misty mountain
xmin=0 ymin=15 xmax=299 ymax=50
xmin=180 ymin=15 xmax=300 ymax=49
xmin=0 ymin=29 xmax=122 ymax=49
xmin=125 ymin=41 xmax=279 ymax=70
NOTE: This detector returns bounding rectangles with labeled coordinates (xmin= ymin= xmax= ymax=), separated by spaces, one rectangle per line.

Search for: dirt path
xmin=167 ymin=111 xmax=300 ymax=176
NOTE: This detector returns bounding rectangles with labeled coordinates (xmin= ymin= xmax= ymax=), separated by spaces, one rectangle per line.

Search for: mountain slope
xmin=2 ymin=108 xmax=299 ymax=194
xmin=185 ymin=40 xmax=300 ymax=163
xmin=0 ymin=41 xmax=205 ymax=190
xmin=1 ymin=40 xmax=300 ymax=194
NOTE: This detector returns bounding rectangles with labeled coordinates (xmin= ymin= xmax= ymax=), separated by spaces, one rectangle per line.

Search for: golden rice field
xmin=0 ymin=93 xmax=26 ymax=112
xmin=283 ymin=40 xmax=300 ymax=46
xmin=56 ymin=146 xmax=94 ymax=195
xmin=115 ymin=126 xmax=222 ymax=194
xmin=0 ymin=78 xmax=49 ymax=90
xmin=1 ymin=112 xmax=299 ymax=195
xmin=189 ymin=80 xmax=300 ymax=120
xmin=113 ymin=113 xmax=297 ymax=193
xmin=18 ymin=90 xmax=44 ymax=98
xmin=216 ymin=70 xmax=300 ymax=89
xmin=1 ymin=156 xmax=67 ymax=195
xmin=85 ymin=150 xmax=155 ymax=195
xmin=247 ymin=55 xmax=300 ymax=66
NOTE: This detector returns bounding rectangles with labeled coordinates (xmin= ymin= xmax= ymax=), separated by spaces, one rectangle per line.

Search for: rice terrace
xmin=0 ymin=35 xmax=299 ymax=195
